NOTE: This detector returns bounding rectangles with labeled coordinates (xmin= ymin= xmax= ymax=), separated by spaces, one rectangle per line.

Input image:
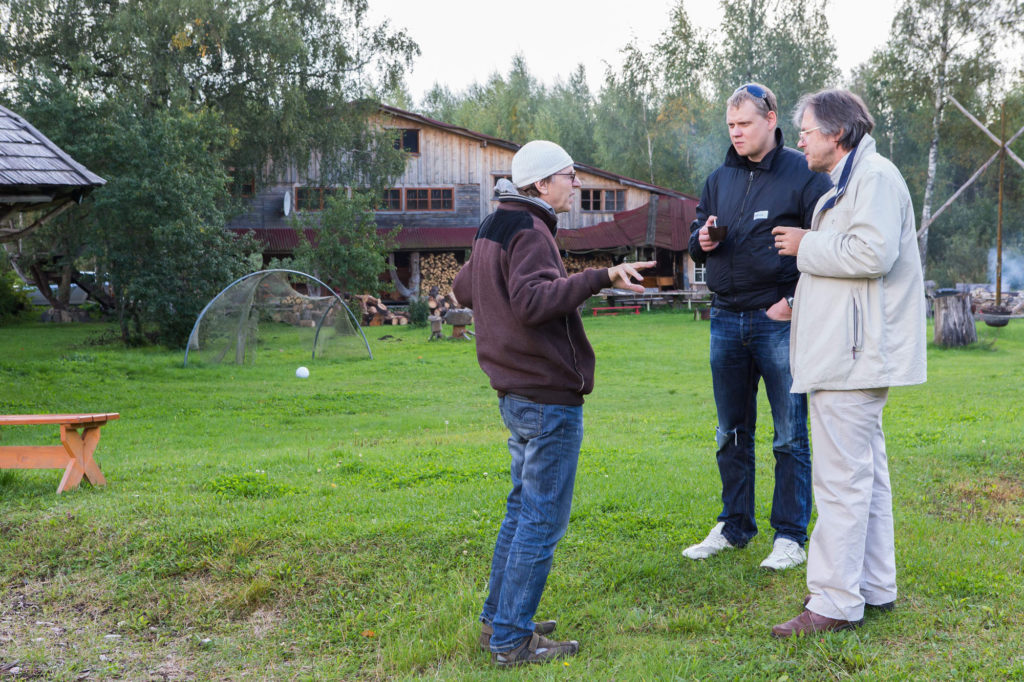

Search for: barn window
xmin=295 ymin=186 xmax=338 ymax=211
xmin=492 ymin=174 xmax=512 ymax=194
xmin=603 ymin=190 xmax=625 ymax=211
xmin=693 ymin=262 xmax=706 ymax=285
xmin=377 ymin=188 xmax=402 ymax=211
xmin=580 ymin=188 xmax=625 ymax=212
xmin=227 ymin=169 xmax=256 ymax=198
xmin=405 ymin=188 xmax=453 ymax=211
xmin=393 ymin=129 xmax=420 ymax=154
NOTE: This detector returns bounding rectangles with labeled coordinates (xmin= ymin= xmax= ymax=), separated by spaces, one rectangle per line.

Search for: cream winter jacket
xmin=789 ymin=134 xmax=927 ymax=393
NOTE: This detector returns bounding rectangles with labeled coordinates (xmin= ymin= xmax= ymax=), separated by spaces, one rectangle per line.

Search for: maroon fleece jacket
xmin=452 ymin=198 xmax=612 ymax=405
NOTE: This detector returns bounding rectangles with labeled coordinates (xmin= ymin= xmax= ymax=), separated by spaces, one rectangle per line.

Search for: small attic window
xmin=393 ymin=129 xmax=420 ymax=154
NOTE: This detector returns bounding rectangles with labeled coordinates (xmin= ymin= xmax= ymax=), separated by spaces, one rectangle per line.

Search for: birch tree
xmin=878 ymin=0 xmax=1024 ymax=270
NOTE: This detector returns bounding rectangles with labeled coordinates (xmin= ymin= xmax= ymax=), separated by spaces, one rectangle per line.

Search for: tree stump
xmin=444 ymin=308 xmax=473 ymax=339
xmin=933 ymin=293 xmax=977 ymax=347
xmin=428 ymin=314 xmax=444 ymax=340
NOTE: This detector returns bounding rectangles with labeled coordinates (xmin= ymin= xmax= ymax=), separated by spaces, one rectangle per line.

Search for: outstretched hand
xmin=607 ymin=260 xmax=656 ymax=293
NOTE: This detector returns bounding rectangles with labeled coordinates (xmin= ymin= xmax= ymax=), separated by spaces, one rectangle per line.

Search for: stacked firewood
xmin=969 ymin=287 xmax=1024 ymax=314
xmin=268 ymin=294 xmax=333 ymax=327
xmin=420 ymin=252 xmax=461 ymax=295
xmin=426 ymin=287 xmax=460 ymax=316
xmin=351 ymin=294 xmax=410 ymax=326
xmin=562 ymin=254 xmax=614 ymax=274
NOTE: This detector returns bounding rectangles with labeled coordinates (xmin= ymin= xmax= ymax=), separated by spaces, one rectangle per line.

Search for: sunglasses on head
xmin=733 ymin=83 xmax=769 ymax=99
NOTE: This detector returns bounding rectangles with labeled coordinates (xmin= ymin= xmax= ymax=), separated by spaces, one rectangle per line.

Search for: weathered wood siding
xmin=487 ymin=171 xmax=651 ymax=230
xmin=374 ymin=184 xmax=481 ymax=229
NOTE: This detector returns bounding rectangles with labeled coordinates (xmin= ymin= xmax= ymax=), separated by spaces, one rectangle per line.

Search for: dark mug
xmin=707 ymin=224 xmax=728 ymax=242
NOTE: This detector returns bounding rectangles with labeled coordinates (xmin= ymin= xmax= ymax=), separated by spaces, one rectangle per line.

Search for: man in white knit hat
xmin=454 ymin=140 xmax=652 ymax=666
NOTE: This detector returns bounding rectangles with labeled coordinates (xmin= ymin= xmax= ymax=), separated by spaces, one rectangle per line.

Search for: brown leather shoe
xmin=771 ymin=609 xmax=862 ymax=638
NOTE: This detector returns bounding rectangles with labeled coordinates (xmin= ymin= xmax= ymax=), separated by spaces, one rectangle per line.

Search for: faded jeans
xmin=709 ymin=306 xmax=811 ymax=547
xmin=481 ymin=395 xmax=583 ymax=652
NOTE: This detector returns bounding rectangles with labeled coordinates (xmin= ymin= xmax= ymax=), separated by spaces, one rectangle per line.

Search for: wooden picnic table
xmin=0 ymin=413 xmax=119 ymax=494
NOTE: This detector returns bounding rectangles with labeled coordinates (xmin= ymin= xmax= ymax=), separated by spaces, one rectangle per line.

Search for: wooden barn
xmin=228 ymin=104 xmax=706 ymax=300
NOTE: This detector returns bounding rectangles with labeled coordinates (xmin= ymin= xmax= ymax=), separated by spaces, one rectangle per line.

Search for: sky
xmin=365 ymin=0 xmax=899 ymax=103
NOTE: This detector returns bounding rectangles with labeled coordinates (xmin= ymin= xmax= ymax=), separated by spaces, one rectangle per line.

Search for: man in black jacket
xmin=683 ymin=83 xmax=832 ymax=570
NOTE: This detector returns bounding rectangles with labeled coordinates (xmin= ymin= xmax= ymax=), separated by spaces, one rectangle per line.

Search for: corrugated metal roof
xmin=0 ymin=104 xmax=105 ymax=191
xmin=235 ymin=196 xmax=697 ymax=256
xmin=231 ymin=226 xmax=480 ymax=252
xmin=558 ymin=196 xmax=697 ymax=252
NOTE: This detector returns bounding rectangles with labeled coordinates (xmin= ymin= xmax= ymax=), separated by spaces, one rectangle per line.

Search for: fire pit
xmin=979 ymin=304 xmax=1011 ymax=327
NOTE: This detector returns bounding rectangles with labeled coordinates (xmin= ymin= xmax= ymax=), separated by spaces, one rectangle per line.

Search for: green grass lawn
xmin=1 ymin=312 xmax=1022 ymax=680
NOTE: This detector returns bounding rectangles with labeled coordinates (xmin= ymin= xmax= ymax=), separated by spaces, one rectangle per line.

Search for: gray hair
xmin=793 ymin=89 xmax=874 ymax=151
xmin=727 ymin=83 xmax=777 ymax=118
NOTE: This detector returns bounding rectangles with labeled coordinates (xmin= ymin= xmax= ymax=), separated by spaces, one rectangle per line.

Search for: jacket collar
xmin=496 ymin=191 xmax=559 ymax=234
xmin=725 ymin=127 xmax=785 ymax=171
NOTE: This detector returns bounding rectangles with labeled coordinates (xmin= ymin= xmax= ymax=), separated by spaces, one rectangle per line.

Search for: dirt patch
xmin=249 ymin=608 xmax=281 ymax=639
xmin=149 ymin=653 xmax=193 ymax=681
xmin=939 ymin=475 xmax=1024 ymax=525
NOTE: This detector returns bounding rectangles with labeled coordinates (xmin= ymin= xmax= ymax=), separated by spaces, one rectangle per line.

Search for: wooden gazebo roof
xmin=0 ymin=104 xmax=105 ymax=242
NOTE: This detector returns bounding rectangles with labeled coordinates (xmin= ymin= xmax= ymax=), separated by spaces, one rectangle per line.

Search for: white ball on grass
xmin=295 ymin=366 xmax=310 ymax=378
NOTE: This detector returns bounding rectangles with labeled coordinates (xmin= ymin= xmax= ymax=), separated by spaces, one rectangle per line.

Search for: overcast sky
xmin=365 ymin=0 xmax=900 ymax=103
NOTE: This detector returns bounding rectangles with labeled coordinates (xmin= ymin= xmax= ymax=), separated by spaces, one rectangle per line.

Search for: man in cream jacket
xmin=768 ymin=89 xmax=926 ymax=637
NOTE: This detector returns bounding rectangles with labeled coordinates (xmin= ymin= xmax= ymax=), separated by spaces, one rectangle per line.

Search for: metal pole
xmin=997 ymin=102 xmax=1005 ymax=307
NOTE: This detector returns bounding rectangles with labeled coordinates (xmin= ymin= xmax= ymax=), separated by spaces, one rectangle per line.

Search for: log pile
xmin=268 ymin=295 xmax=335 ymax=327
xmin=562 ymin=254 xmax=614 ymax=274
xmin=420 ymin=253 xmax=461 ymax=296
xmin=351 ymin=294 xmax=410 ymax=327
xmin=426 ymin=287 xmax=460 ymax=317
xmin=968 ymin=287 xmax=1024 ymax=315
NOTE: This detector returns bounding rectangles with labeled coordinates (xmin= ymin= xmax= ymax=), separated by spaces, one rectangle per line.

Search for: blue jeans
xmin=481 ymin=395 xmax=583 ymax=652
xmin=709 ymin=306 xmax=811 ymax=547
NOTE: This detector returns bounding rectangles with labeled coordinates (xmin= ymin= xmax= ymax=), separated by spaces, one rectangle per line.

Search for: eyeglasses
xmin=552 ymin=171 xmax=577 ymax=182
xmin=733 ymin=83 xmax=769 ymax=100
xmin=798 ymin=126 xmax=821 ymax=140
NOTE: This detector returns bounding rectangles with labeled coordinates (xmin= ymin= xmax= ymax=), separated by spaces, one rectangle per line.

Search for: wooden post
xmin=933 ymin=293 xmax=977 ymax=347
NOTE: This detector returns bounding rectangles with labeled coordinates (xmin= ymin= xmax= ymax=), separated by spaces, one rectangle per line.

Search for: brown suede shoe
xmin=771 ymin=609 xmax=862 ymax=638
xmin=479 ymin=620 xmax=557 ymax=651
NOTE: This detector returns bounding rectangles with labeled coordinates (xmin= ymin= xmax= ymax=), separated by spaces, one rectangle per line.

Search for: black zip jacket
xmin=688 ymin=128 xmax=832 ymax=311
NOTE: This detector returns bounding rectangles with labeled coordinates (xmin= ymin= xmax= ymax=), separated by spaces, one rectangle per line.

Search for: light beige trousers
xmin=805 ymin=388 xmax=897 ymax=622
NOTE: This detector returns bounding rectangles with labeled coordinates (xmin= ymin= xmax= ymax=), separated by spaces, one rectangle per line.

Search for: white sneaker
xmin=682 ymin=522 xmax=734 ymax=560
xmin=759 ymin=537 xmax=807 ymax=570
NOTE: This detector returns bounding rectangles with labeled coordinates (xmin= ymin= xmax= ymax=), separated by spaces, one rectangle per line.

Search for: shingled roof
xmin=0 ymin=103 xmax=105 ymax=241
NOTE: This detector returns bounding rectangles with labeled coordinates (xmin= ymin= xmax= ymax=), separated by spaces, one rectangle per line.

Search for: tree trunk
xmin=916 ymin=23 xmax=951 ymax=275
xmin=646 ymin=130 xmax=655 ymax=184
xmin=388 ymin=251 xmax=421 ymax=300
xmin=933 ymin=293 xmax=976 ymax=347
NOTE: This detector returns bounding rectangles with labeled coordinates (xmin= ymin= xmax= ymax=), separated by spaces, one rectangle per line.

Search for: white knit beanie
xmin=511 ymin=140 xmax=574 ymax=189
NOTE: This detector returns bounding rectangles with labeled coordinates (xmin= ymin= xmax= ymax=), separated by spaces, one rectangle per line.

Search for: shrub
xmin=407 ymin=298 xmax=430 ymax=326
xmin=0 ymin=267 xmax=31 ymax=324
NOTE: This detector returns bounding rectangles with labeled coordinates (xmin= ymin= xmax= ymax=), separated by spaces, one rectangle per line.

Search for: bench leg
xmin=58 ymin=425 xmax=106 ymax=494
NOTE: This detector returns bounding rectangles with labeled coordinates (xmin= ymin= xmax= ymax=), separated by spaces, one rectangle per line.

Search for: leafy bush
xmin=0 ymin=266 xmax=31 ymax=324
xmin=407 ymin=298 xmax=430 ymax=326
